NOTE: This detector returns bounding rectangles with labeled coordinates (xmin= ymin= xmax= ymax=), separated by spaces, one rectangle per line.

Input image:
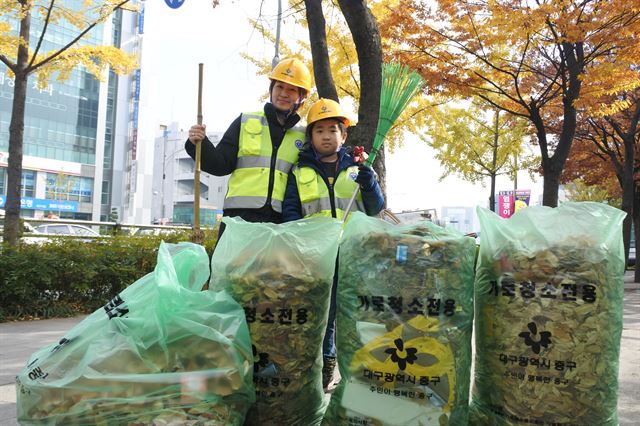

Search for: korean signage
xmin=137 ymin=2 xmax=145 ymax=34
xmin=0 ymin=196 xmax=78 ymax=212
xmin=498 ymin=190 xmax=531 ymax=218
xmin=498 ymin=193 xmax=514 ymax=218
xmin=130 ymin=69 xmax=141 ymax=161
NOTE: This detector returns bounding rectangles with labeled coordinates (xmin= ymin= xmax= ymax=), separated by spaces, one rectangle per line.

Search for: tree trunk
xmin=489 ymin=174 xmax=496 ymax=212
xmin=541 ymin=102 xmax=579 ymax=207
xmin=536 ymin=115 xmax=576 ymax=208
xmin=490 ymin=109 xmax=499 ymax=212
xmin=542 ymin=167 xmax=561 ymax=207
xmin=303 ymin=1 xmax=384 ymax=197
xmin=535 ymin=43 xmax=582 ymax=208
xmin=3 ymin=6 xmax=31 ymax=246
xmin=304 ymin=0 xmax=338 ymax=102
xmin=634 ymin=186 xmax=640 ymax=283
xmin=620 ymin=101 xmax=640 ymax=266
xmin=620 ymin=140 xmax=635 ymax=263
xmin=336 ymin=0 xmax=382 ymax=186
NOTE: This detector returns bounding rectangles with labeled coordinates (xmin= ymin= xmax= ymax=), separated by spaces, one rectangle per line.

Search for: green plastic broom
xmin=342 ymin=62 xmax=425 ymax=221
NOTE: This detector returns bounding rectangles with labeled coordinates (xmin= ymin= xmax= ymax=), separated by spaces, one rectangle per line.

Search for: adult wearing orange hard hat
xmin=185 ymin=58 xmax=312 ymax=234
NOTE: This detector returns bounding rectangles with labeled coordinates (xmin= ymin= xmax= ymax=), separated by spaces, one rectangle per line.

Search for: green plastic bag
xmin=470 ymin=202 xmax=626 ymax=425
xmin=16 ymin=242 xmax=255 ymax=425
xmin=323 ymin=212 xmax=476 ymax=425
xmin=209 ymin=216 xmax=342 ymax=426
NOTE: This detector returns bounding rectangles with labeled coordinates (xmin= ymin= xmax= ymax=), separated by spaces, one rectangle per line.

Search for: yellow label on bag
xmin=348 ymin=316 xmax=456 ymax=413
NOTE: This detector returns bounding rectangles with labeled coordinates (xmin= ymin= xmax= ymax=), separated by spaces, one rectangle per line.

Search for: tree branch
xmin=28 ymin=0 xmax=132 ymax=73
xmin=304 ymin=0 xmax=338 ymax=101
xmin=28 ymin=0 xmax=55 ymax=69
xmin=0 ymin=54 xmax=15 ymax=71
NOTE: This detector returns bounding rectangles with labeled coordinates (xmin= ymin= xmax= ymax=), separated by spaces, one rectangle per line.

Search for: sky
xmin=141 ymin=1 xmax=544 ymax=220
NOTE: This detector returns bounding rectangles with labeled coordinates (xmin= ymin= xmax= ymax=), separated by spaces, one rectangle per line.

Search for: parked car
xmin=34 ymin=224 xmax=100 ymax=237
xmin=132 ymin=227 xmax=179 ymax=236
xmin=0 ymin=209 xmax=36 ymax=238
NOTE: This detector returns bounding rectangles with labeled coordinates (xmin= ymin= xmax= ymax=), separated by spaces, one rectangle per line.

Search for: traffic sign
xmin=164 ymin=0 xmax=185 ymax=9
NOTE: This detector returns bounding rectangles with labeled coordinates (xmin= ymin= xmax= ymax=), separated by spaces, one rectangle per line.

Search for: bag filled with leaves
xmin=16 ymin=242 xmax=255 ymax=426
xmin=323 ymin=212 xmax=476 ymax=425
xmin=209 ymin=216 xmax=342 ymax=426
xmin=470 ymin=202 xmax=626 ymax=426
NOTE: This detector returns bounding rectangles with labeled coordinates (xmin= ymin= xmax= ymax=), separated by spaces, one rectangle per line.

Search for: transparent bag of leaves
xmin=470 ymin=202 xmax=626 ymax=426
xmin=323 ymin=212 xmax=476 ymax=426
xmin=16 ymin=242 xmax=255 ymax=426
xmin=209 ymin=216 xmax=342 ymax=426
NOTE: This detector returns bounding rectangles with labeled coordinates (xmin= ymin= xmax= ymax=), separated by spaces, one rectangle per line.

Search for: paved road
xmin=0 ymin=316 xmax=85 ymax=425
xmin=1 ymin=290 xmax=638 ymax=425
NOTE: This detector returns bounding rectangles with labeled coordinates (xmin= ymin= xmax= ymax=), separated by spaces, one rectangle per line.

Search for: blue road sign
xmin=164 ymin=0 xmax=186 ymax=9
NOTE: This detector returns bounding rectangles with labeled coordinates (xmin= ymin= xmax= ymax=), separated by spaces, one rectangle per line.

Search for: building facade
xmin=0 ymin=2 xmax=150 ymax=223
xmin=441 ymin=206 xmax=476 ymax=234
xmin=152 ymin=123 xmax=226 ymax=226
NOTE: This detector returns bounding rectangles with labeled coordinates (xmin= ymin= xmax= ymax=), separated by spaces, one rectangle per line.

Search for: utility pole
xmin=272 ymin=0 xmax=282 ymax=70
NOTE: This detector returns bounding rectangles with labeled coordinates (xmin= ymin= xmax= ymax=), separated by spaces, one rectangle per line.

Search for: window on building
xmin=0 ymin=167 xmax=5 ymax=195
xmin=176 ymin=180 xmax=193 ymax=197
xmin=79 ymin=177 xmax=93 ymax=203
xmin=45 ymin=173 xmax=93 ymax=203
xmin=21 ymin=170 xmax=35 ymax=198
xmin=177 ymin=158 xmax=194 ymax=174
xmin=101 ymin=180 xmax=110 ymax=205
xmin=172 ymin=205 xmax=193 ymax=225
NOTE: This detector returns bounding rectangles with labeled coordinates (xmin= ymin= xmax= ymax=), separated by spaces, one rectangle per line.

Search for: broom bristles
xmin=366 ymin=62 xmax=424 ymax=166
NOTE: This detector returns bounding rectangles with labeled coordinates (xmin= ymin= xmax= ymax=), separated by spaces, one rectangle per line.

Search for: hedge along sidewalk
xmin=0 ymin=230 xmax=219 ymax=322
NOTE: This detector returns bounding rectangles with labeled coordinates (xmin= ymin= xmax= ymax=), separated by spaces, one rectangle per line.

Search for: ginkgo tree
xmin=242 ymin=0 xmax=439 ymax=195
xmin=425 ymin=99 xmax=537 ymax=211
xmin=380 ymin=0 xmax=640 ymax=207
xmin=0 ymin=0 xmax=137 ymax=246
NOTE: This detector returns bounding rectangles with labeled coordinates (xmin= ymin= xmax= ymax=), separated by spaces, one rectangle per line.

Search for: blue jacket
xmin=282 ymin=145 xmax=385 ymax=222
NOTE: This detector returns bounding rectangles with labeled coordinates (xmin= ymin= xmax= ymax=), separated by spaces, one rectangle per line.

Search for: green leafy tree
xmin=243 ymin=0 xmax=440 ymax=196
xmin=0 ymin=0 xmax=137 ymax=245
xmin=425 ymin=100 xmax=537 ymax=211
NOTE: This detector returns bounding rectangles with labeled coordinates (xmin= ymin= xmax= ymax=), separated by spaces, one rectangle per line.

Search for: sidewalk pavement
xmin=1 ymin=277 xmax=638 ymax=426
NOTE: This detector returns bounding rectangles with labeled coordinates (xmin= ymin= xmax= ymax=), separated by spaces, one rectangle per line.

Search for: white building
xmin=441 ymin=206 xmax=476 ymax=234
xmin=151 ymin=123 xmax=226 ymax=225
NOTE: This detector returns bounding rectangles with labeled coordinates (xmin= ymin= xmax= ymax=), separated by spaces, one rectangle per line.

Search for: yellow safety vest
xmin=293 ymin=164 xmax=364 ymax=219
xmin=224 ymin=112 xmax=304 ymax=212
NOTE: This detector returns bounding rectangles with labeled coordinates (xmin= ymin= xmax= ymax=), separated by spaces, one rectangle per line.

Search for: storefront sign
xmin=0 ymin=196 xmax=78 ymax=212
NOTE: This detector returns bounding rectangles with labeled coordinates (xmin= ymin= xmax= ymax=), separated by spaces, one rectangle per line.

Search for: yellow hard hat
xmin=269 ymin=58 xmax=312 ymax=93
xmin=307 ymin=98 xmax=351 ymax=127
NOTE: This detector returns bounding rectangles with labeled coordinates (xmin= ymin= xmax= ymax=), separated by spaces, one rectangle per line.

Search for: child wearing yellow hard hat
xmin=282 ymin=97 xmax=385 ymax=389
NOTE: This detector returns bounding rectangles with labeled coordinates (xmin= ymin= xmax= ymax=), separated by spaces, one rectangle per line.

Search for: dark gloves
xmin=355 ymin=164 xmax=376 ymax=191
